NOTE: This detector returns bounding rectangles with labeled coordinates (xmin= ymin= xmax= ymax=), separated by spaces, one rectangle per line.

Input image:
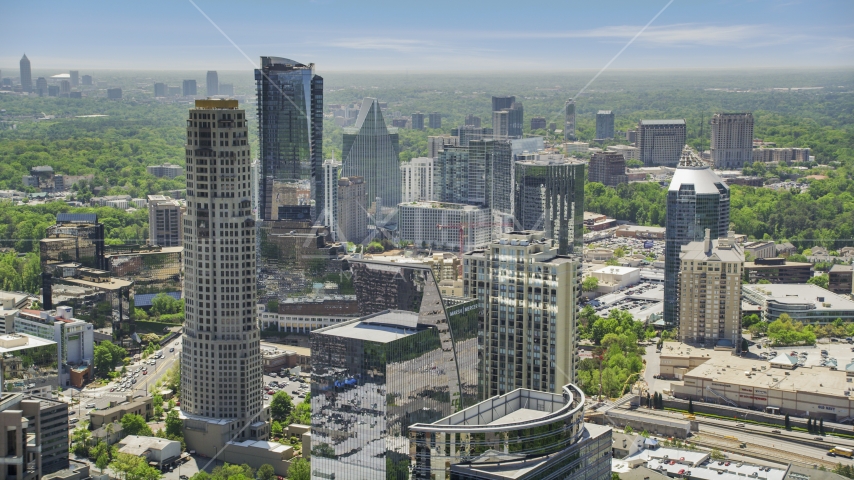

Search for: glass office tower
xmin=664 ymin=150 xmax=730 ymax=326
xmin=513 ymin=158 xmax=585 ymax=255
xmin=255 ymin=57 xmax=323 ymax=222
xmin=310 ymin=259 xmax=479 ymax=480
xmin=342 ymin=98 xmax=401 ymax=229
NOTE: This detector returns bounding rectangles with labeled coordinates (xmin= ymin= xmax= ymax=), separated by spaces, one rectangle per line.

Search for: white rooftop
xmin=592 ymin=265 xmax=639 ymax=276
xmin=317 ymin=311 xmax=421 ymax=343
xmin=744 ymin=283 xmax=854 ymax=311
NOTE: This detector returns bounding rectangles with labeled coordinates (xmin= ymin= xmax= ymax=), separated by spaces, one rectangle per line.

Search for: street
xmin=63 ymin=341 xmax=183 ymax=423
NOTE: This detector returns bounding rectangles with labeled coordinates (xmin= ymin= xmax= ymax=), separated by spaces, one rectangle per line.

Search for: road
xmin=63 ymin=341 xmax=183 ymax=423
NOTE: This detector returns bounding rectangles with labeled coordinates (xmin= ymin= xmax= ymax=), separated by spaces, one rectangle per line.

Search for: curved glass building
xmin=409 ymin=384 xmax=611 ymax=480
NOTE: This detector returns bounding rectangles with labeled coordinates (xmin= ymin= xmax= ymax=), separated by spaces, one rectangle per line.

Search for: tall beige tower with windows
xmin=678 ymin=229 xmax=744 ymax=353
xmin=180 ymin=99 xmax=267 ymax=453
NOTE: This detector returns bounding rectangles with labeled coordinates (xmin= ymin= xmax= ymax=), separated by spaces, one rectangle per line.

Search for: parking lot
xmin=262 ymin=371 xmax=309 ymax=407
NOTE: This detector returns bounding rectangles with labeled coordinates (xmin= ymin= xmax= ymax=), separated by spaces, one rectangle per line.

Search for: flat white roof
xmin=318 ymin=311 xmax=421 ymax=343
xmin=592 ymin=265 xmax=639 ymax=275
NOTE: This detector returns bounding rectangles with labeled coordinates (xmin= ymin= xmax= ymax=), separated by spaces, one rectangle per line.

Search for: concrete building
xmin=0 ymin=333 xmax=59 ymax=395
xmin=743 ymin=241 xmax=776 ymax=259
xmin=710 ymin=113 xmax=754 ymax=168
xmin=608 ymin=144 xmax=640 ymax=161
xmin=678 ymin=230 xmax=744 ymax=351
xmin=256 ymin=57 xmax=323 ymax=222
xmin=409 ymin=384 xmax=611 ymax=480
xmin=530 ymin=116 xmax=547 ymax=130
xmin=743 ymin=258 xmax=812 ymax=284
xmin=428 ymin=112 xmax=442 ymax=129
xmin=463 ymin=231 xmax=581 ymax=397
xmin=638 ymin=119 xmax=687 ymax=167
xmin=180 ymin=99 xmax=268 ymax=453
xmin=154 ymin=82 xmax=167 ymax=97
xmin=205 ymin=71 xmax=218 ymax=96
xmin=427 ymin=135 xmax=458 ymax=159
xmin=664 ymin=150 xmax=730 ymax=325
xmin=492 ymin=110 xmax=509 ymax=140
xmin=753 ymin=147 xmax=811 ymax=164
xmin=147 ymin=195 xmax=183 ymax=247
xmin=35 ymin=77 xmax=47 ymax=96
xmin=310 ymin=259 xmax=479 ymax=479
xmin=321 ymin=160 xmax=340 ymax=241
xmin=146 ymin=163 xmax=183 ymax=178
xmin=342 ymin=98 xmax=401 ymax=224
xmin=69 ymin=71 xmax=79 ymax=87
xmin=13 ymin=307 xmax=92 ymax=388
xmin=564 ymin=98 xmax=577 ymax=141
xmin=590 ymin=265 xmax=641 ymax=293
xmin=465 ymin=114 xmax=481 ymax=128
xmin=20 ymin=54 xmax=32 ymax=93
xmin=337 ymin=176 xmax=368 ymax=244
xmin=410 ymin=111 xmax=425 ymax=130
xmin=588 ymin=151 xmax=628 ymax=187
xmin=398 ymin=202 xmax=491 ymax=252
xmin=615 ymin=225 xmax=666 ymax=240
xmin=400 ymin=157 xmax=434 ymax=203
xmin=829 ymin=264 xmax=854 ymax=295
xmin=89 ymin=395 xmax=153 ymax=428
xmin=106 ymin=88 xmax=122 ymax=100
xmin=182 ymin=79 xmax=197 ymax=96
xmin=258 ymin=296 xmax=359 ymax=334
xmin=742 ymin=283 xmax=854 ymax=323
xmin=81 ymin=75 xmax=92 ymax=86
xmin=117 ymin=436 xmax=181 ymax=470
xmin=595 ymin=110 xmax=615 ymax=140
xmin=514 ymin=155 xmax=585 ymax=255
xmin=564 ymin=141 xmax=589 ymax=154
xmin=0 ymin=393 xmax=70 ymax=478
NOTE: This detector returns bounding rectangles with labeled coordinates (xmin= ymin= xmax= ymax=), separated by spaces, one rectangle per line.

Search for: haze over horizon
xmin=2 ymin=0 xmax=852 ymax=72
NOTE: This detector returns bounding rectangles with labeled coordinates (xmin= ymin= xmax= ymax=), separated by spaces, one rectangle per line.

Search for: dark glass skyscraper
xmin=255 ymin=57 xmax=323 ymax=222
xmin=310 ymin=259 xmax=479 ymax=479
xmin=492 ymin=95 xmax=524 ymax=138
xmin=513 ymin=157 xmax=585 ymax=255
xmin=342 ymin=97 xmax=400 ymax=227
xmin=20 ymin=54 xmax=32 ymax=93
xmin=664 ymin=150 xmax=731 ymax=325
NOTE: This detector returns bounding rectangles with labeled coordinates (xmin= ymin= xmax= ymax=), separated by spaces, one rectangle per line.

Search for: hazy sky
xmin=2 ymin=0 xmax=853 ymax=72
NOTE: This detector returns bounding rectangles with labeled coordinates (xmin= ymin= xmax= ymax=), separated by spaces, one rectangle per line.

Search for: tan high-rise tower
xmin=678 ymin=229 xmax=744 ymax=352
xmin=180 ymin=99 xmax=267 ymax=452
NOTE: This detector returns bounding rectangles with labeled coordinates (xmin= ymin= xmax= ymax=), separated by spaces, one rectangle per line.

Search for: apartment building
xmin=147 ymin=195 xmax=183 ymax=247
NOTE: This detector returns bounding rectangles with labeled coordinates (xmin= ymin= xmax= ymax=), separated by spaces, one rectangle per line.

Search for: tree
xmin=582 ymin=276 xmax=600 ymax=292
xmin=287 ymin=458 xmax=310 ymax=480
xmin=612 ymin=474 xmax=622 ymax=480
xmin=96 ymin=453 xmax=110 ymax=473
xmin=270 ymin=391 xmax=294 ymax=422
xmin=807 ymin=274 xmax=830 ymax=290
xmin=121 ymin=413 xmax=153 ymax=436
xmin=785 ymin=414 xmax=791 ymax=430
xmin=710 ymin=448 xmax=725 ymax=461
xmin=807 ymin=418 xmax=813 ymax=433
xmin=624 ymin=424 xmax=633 ymax=434
xmin=741 ymin=338 xmax=749 ymax=352
xmin=257 ymin=464 xmax=276 ymax=480
xmin=688 ymin=398 xmax=694 ymax=414
xmin=271 ymin=420 xmax=284 ymax=437
xmin=165 ymin=409 xmax=183 ymax=438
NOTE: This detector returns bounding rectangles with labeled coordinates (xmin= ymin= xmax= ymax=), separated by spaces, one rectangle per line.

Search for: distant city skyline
xmin=2 ymin=0 xmax=852 ymax=71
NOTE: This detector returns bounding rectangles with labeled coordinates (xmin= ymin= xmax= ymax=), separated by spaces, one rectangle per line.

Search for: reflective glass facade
xmin=256 ymin=57 xmax=323 ymax=222
xmin=409 ymin=384 xmax=611 ymax=480
xmin=513 ymin=160 xmax=585 ymax=255
xmin=310 ymin=260 xmax=479 ymax=479
xmin=664 ymin=164 xmax=730 ymax=325
xmin=342 ymin=98 xmax=401 ymax=228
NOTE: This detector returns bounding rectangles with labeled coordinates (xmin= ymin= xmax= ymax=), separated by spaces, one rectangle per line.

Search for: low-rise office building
xmin=590 ymin=266 xmax=641 ymax=293
xmin=0 ymin=393 xmax=70 ymax=478
xmin=615 ymin=225 xmax=666 ymax=240
xmin=743 ymin=258 xmax=812 ymax=284
xmin=744 ymin=241 xmax=776 ymax=259
xmin=13 ymin=307 xmax=93 ymax=388
xmin=117 ymin=436 xmax=181 ymax=470
xmin=0 ymin=333 xmax=59 ymax=394
xmin=257 ymin=296 xmax=360 ymax=334
xmin=89 ymin=395 xmax=153 ymax=429
xmin=409 ymin=384 xmax=612 ymax=480
xmin=829 ymin=265 xmax=853 ymax=296
xmin=742 ymin=283 xmax=854 ymax=323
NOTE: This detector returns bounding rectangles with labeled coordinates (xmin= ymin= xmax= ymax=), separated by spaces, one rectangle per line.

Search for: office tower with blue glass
xmin=20 ymin=54 xmax=32 ymax=93
xmin=595 ymin=110 xmax=615 ymax=140
xmin=206 ymin=71 xmax=218 ymax=96
xmin=664 ymin=149 xmax=730 ymax=326
xmin=342 ymin=97 xmax=400 ymax=229
xmin=513 ymin=156 xmax=585 ymax=255
xmin=310 ymin=259 xmax=479 ymax=480
xmin=256 ymin=56 xmax=324 ymax=222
